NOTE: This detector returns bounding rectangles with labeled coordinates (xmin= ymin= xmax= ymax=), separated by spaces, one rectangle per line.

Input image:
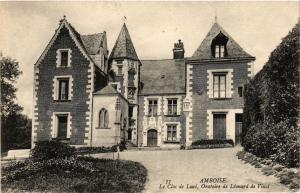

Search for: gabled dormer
xmin=211 ymin=32 xmax=228 ymax=58
xmin=191 ymin=22 xmax=255 ymax=61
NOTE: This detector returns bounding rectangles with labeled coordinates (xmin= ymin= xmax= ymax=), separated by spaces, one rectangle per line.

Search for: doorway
xmin=213 ymin=114 xmax=226 ymax=139
xmin=147 ymin=129 xmax=158 ymax=146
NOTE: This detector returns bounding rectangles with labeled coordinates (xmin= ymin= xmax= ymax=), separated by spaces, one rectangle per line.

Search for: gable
xmin=191 ymin=23 xmax=254 ymax=60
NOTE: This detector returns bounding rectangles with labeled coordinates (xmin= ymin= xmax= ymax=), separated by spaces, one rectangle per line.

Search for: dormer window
xmin=215 ymin=45 xmax=225 ymax=58
xmin=211 ymin=32 xmax=228 ymax=58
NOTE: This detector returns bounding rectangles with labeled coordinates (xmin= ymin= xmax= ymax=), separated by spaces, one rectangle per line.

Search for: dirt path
xmin=115 ymin=148 xmax=289 ymax=193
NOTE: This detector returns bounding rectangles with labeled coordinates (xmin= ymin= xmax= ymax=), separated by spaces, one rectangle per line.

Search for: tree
xmin=1 ymin=56 xmax=23 ymax=117
xmin=1 ymin=56 xmax=24 ymax=152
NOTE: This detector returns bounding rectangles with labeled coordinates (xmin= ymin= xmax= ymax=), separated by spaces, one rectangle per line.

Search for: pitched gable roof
xmin=109 ymin=23 xmax=139 ymax=61
xmin=94 ymin=84 xmax=119 ymax=95
xmin=191 ymin=22 xmax=254 ymax=60
xmin=34 ymin=17 xmax=107 ymax=77
xmin=81 ymin=33 xmax=105 ymax=55
xmin=140 ymin=59 xmax=186 ymax=95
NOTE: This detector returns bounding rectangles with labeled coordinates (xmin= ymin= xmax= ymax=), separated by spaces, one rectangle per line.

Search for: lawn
xmin=1 ymin=156 xmax=147 ymax=193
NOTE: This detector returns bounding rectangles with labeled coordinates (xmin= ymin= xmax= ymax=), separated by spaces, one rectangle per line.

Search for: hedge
xmin=242 ymin=21 xmax=299 ymax=168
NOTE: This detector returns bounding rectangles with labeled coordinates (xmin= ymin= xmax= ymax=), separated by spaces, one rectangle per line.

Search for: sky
xmin=0 ymin=1 xmax=299 ymax=118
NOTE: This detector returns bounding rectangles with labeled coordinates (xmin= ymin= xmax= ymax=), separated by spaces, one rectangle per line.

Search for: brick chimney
xmin=173 ymin=40 xmax=185 ymax=59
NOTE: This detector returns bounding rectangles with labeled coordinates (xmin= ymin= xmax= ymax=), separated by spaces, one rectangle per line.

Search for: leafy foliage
xmin=242 ymin=21 xmax=299 ymax=167
xmin=31 ymin=140 xmax=76 ymax=162
xmin=1 ymin=56 xmax=23 ymax=117
xmin=2 ymin=157 xmax=147 ymax=193
xmin=191 ymin=139 xmax=234 ymax=148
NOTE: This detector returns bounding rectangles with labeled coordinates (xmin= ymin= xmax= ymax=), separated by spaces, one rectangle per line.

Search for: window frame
xmin=52 ymin=112 xmax=71 ymax=140
xmin=166 ymin=124 xmax=177 ymax=142
xmin=54 ymin=76 xmax=72 ymax=102
xmin=98 ymin=108 xmax=109 ymax=129
xmin=56 ymin=49 xmax=72 ymax=67
xmin=148 ymin=99 xmax=158 ymax=117
xmin=213 ymin=73 xmax=227 ymax=99
xmin=167 ymin=98 xmax=178 ymax=116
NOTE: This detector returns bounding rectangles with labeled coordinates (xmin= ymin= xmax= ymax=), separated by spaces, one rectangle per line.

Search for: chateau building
xmin=32 ymin=17 xmax=255 ymax=148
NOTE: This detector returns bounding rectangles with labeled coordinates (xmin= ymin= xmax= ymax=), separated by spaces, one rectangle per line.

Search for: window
xmin=56 ymin=49 xmax=71 ymax=67
xmin=215 ymin=45 xmax=225 ymax=58
xmin=167 ymin=125 xmax=177 ymax=141
xmin=56 ymin=114 xmax=68 ymax=139
xmin=148 ymin=99 xmax=158 ymax=116
xmin=99 ymin=108 xmax=109 ymax=128
xmin=238 ymin=87 xmax=243 ymax=97
xmin=117 ymin=65 xmax=123 ymax=75
xmin=58 ymin=78 xmax=69 ymax=101
xmin=129 ymin=106 xmax=133 ymax=118
xmin=60 ymin=50 xmax=68 ymax=67
xmin=211 ymin=32 xmax=228 ymax=58
xmin=213 ymin=74 xmax=226 ymax=98
xmin=167 ymin=99 xmax=177 ymax=115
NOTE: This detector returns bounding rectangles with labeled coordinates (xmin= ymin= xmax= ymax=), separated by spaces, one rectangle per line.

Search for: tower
xmin=108 ymin=23 xmax=141 ymax=144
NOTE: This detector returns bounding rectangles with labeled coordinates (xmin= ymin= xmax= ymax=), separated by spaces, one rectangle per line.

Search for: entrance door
xmin=147 ymin=129 xmax=157 ymax=146
xmin=235 ymin=114 xmax=243 ymax=145
xmin=213 ymin=114 xmax=226 ymax=139
xmin=57 ymin=115 xmax=68 ymax=139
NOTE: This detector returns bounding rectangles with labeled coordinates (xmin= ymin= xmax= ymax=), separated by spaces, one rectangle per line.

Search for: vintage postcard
xmin=0 ymin=1 xmax=299 ymax=193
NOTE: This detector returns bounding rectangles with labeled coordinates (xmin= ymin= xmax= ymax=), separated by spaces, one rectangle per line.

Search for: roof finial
xmin=122 ymin=16 xmax=127 ymax=23
xmin=214 ymin=10 xmax=218 ymax=23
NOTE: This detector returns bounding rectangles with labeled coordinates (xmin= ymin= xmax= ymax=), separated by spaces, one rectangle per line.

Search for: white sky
xmin=0 ymin=1 xmax=299 ymax=118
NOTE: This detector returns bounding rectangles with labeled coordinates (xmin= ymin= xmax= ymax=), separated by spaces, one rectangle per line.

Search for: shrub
xmin=75 ymin=146 xmax=113 ymax=155
xmin=242 ymin=21 xmax=299 ymax=168
xmin=31 ymin=140 xmax=75 ymax=162
xmin=191 ymin=139 xmax=234 ymax=147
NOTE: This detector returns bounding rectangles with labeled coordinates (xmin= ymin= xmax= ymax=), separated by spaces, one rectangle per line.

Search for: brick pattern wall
xmin=34 ymin=26 xmax=92 ymax=145
xmin=190 ymin=61 xmax=249 ymax=142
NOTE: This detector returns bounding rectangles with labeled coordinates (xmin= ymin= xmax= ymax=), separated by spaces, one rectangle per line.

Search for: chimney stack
xmin=173 ymin=40 xmax=185 ymax=59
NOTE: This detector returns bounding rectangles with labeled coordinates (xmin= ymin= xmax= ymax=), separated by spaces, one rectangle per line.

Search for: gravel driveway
xmin=112 ymin=147 xmax=289 ymax=193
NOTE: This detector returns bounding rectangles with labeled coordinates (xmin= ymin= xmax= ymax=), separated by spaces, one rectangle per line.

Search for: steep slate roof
xmin=81 ymin=33 xmax=105 ymax=55
xmin=94 ymin=84 xmax=118 ymax=95
xmin=191 ymin=22 xmax=254 ymax=60
xmin=140 ymin=59 xmax=186 ymax=95
xmin=109 ymin=23 xmax=139 ymax=61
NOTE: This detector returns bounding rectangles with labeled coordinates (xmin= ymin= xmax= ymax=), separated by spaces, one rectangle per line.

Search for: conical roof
xmin=191 ymin=22 xmax=254 ymax=60
xmin=109 ymin=23 xmax=139 ymax=61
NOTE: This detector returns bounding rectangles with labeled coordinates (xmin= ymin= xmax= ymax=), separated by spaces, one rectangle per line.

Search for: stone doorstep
xmin=3 ymin=149 xmax=31 ymax=160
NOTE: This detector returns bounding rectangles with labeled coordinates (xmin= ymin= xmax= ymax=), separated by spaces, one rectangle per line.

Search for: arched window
xmin=99 ymin=108 xmax=109 ymax=128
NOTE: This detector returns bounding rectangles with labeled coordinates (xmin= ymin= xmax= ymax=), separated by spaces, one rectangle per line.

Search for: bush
xmin=242 ymin=21 xmax=299 ymax=168
xmin=75 ymin=146 xmax=113 ymax=155
xmin=191 ymin=139 xmax=234 ymax=147
xmin=31 ymin=140 xmax=75 ymax=162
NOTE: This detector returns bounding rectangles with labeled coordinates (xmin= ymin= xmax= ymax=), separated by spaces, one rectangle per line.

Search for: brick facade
xmin=33 ymin=18 xmax=255 ymax=148
xmin=188 ymin=60 xmax=251 ymax=143
xmin=33 ymin=26 xmax=96 ymax=145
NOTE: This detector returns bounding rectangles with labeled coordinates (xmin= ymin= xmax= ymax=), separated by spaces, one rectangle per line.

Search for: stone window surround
xmin=56 ymin=48 xmax=72 ymax=67
xmin=207 ymin=69 xmax=233 ymax=99
xmin=163 ymin=96 xmax=182 ymax=116
xmin=163 ymin=122 xmax=181 ymax=143
xmin=51 ymin=112 xmax=71 ymax=139
xmin=98 ymin=108 xmax=110 ymax=129
xmin=53 ymin=75 xmax=73 ymax=101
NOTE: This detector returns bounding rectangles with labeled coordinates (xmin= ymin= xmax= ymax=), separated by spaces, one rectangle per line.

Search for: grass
xmin=1 ymin=156 xmax=147 ymax=193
